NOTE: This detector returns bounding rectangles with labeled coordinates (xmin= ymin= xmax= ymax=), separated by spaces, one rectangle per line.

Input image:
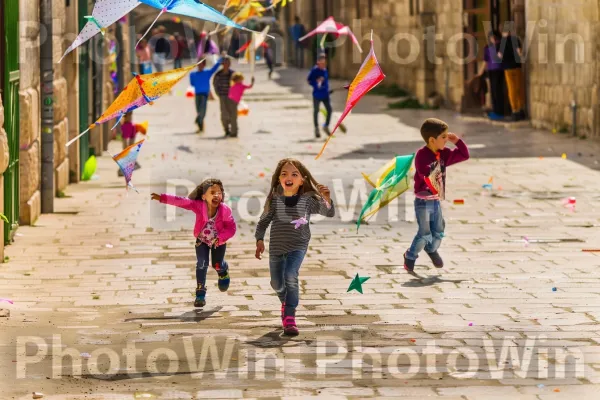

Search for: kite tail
xmin=111 ymin=114 xmax=125 ymax=131
xmin=127 ymin=181 xmax=139 ymax=194
xmin=315 ymin=134 xmax=335 ymax=160
xmin=66 ymin=126 xmax=93 ymax=148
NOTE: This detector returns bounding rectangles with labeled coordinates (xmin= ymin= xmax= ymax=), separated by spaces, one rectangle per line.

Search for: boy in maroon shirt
xmin=404 ymin=118 xmax=470 ymax=274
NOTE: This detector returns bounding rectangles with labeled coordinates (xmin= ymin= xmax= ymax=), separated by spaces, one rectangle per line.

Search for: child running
xmin=227 ymin=72 xmax=254 ymax=137
xmin=151 ymin=179 xmax=236 ymax=307
xmin=118 ymin=112 xmax=139 ymax=176
xmin=307 ymin=53 xmax=331 ymax=138
xmin=404 ymin=118 xmax=470 ymax=274
xmin=255 ymin=159 xmax=335 ymax=336
xmin=189 ymin=56 xmax=223 ymax=133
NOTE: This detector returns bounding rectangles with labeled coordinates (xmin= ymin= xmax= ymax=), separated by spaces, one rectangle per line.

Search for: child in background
xmin=307 ymin=53 xmax=331 ymax=139
xmin=118 ymin=112 xmax=139 ymax=176
xmin=404 ymin=118 xmax=470 ymax=274
xmin=151 ymin=179 xmax=236 ymax=307
xmin=255 ymin=159 xmax=335 ymax=336
xmin=227 ymin=72 xmax=254 ymax=136
xmin=189 ymin=56 xmax=223 ymax=133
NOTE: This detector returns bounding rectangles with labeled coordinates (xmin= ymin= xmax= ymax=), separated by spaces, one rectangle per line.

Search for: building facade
xmin=0 ymin=0 xmax=133 ymax=259
xmin=283 ymin=0 xmax=599 ymax=137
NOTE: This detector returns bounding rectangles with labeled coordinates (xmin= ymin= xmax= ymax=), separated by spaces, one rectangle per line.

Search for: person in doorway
xmin=498 ymin=27 xmax=526 ymax=121
xmin=484 ymin=31 xmax=506 ymax=119
xmin=153 ymin=26 xmax=170 ymax=73
xmin=290 ymin=16 xmax=306 ymax=68
xmin=173 ymin=32 xmax=187 ymax=69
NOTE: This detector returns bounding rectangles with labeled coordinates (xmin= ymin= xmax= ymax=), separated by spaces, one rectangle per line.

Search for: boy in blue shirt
xmin=307 ymin=54 xmax=332 ymax=138
xmin=189 ymin=56 xmax=223 ymax=133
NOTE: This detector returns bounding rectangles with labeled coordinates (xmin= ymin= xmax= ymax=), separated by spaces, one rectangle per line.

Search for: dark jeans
xmin=406 ymin=199 xmax=445 ymax=260
xmin=174 ymin=58 xmax=183 ymax=69
xmin=488 ymin=69 xmax=506 ymax=116
xmin=195 ymin=241 xmax=229 ymax=290
xmin=219 ymin=96 xmax=238 ymax=136
xmin=313 ymin=97 xmax=332 ymax=129
xmin=295 ymin=45 xmax=304 ymax=68
xmin=269 ymin=250 xmax=306 ymax=317
xmin=195 ymin=94 xmax=208 ymax=127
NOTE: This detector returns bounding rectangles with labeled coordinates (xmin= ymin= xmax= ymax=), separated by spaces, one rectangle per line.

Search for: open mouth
xmin=285 ymin=180 xmax=294 ymax=188
xmin=211 ymin=199 xmax=220 ymax=205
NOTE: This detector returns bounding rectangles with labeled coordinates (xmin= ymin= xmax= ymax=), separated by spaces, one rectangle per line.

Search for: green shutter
xmin=79 ymin=0 xmax=90 ymax=172
xmin=2 ymin=0 xmax=21 ymax=244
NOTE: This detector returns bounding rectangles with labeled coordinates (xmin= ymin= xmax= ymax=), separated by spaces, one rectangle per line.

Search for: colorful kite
xmin=60 ymin=0 xmax=259 ymax=62
xmin=236 ymin=25 xmax=270 ymax=77
xmin=299 ymin=16 xmax=362 ymax=53
xmin=357 ymin=153 xmax=415 ymax=230
xmin=66 ymin=64 xmax=198 ymax=147
xmin=112 ymin=140 xmax=145 ymax=192
xmin=315 ymin=32 xmax=385 ymax=159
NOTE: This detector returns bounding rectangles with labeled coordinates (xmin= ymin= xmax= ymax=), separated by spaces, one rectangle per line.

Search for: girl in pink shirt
xmin=228 ymin=72 xmax=254 ymax=104
xmin=151 ymin=179 xmax=237 ymax=307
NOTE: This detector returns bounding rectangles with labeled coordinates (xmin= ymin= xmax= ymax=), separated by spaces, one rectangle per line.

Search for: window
xmin=410 ymin=0 xmax=420 ymax=16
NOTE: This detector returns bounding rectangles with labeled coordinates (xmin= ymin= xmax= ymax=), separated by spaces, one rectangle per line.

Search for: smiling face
xmin=279 ymin=163 xmax=304 ymax=195
xmin=428 ymin=131 xmax=448 ymax=152
xmin=202 ymin=184 xmax=223 ymax=208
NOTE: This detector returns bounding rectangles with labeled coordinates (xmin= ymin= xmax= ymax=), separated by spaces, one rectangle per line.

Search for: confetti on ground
xmin=259 ymin=172 xmax=265 ymax=177
xmin=347 ymin=273 xmax=370 ymax=294
xmin=105 ymin=244 xmax=113 ymax=248
xmin=468 ymin=322 xmax=473 ymax=326
xmin=562 ymin=153 xmax=567 ymax=159
xmin=554 ymin=388 xmax=560 ymax=392
xmin=582 ymin=249 xmax=600 ymax=252
xmin=453 ymin=199 xmax=464 ymax=205
xmin=0 ymin=299 xmax=14 ymax=304
xmin=247 ymin=153 xmax=252 ymax=160
xmin=552 ymin=287 xmax=557 ymax=291
xmin=537 ymin=384 xmax=545 ymax=388
xmin=410 ymin=339 xmax=416 ymax=343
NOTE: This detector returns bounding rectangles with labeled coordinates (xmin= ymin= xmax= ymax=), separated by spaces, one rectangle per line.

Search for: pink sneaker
xmin=282 ymin=316 xmax=299 ymax=336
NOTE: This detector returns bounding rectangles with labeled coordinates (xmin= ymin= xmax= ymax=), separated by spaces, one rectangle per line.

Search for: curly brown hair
xmin=188 ymin=178 xmax=225 ymax=201
xmin=263 ymin=158 xmax=321 ymax=213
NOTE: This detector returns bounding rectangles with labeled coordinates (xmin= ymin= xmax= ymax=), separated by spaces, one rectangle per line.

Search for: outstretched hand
xmin=317 ymin=184 xmax=331 ymax=203
xmin=151 ymin=193 xmax=160 ymax=201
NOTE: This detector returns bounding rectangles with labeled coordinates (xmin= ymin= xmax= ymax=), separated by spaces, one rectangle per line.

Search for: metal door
xmin=78 ymin=0 xmax=90 ymax=172
xmin=1 ymin=0 xmax=20 ymax=244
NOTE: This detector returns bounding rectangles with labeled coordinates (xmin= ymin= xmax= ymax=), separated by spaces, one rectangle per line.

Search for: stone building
xmin=282 ymin=0 xmax=599 ymax=137
xmin=0 ymin=0 xmax=133 ymax=259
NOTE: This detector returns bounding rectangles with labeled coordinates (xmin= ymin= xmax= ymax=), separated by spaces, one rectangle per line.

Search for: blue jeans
xmin=295 ymin=44 xmax=304 ymax=68
xmin=174 ymin=58 xmax=183 ymax=69
xmin=406 ymin=199 xmax=445 ymax=260
xmin=269 ymin=250 xmax=306 ymax=317
xmin=195 ymin=241 xmax=228 ymax=290
xmin=313 ymin=97 xmax=332 ymax=129
xmin=195 ymin=94 xmax=208 ymax=127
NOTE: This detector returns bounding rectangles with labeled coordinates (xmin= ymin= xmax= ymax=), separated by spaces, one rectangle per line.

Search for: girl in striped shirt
xmin=255 ymin=159 xmax=335 ymax=336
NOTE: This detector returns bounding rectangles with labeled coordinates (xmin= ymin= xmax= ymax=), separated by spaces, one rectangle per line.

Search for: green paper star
xmin=347 ymin=273 xmax=370 ymax=294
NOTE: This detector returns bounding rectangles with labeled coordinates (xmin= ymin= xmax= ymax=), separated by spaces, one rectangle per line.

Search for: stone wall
xmin=526 ymin=0 xmax=599 ymax=137
xmin=19 ymin=0 xmax=41 ymax=225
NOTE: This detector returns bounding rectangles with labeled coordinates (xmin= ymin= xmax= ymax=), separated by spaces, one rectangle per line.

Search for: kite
xmin=315 ymin=31 xmax=385 ymax=159
xmin=112 ymin=140 xmax=145 ymax=192
xmin=290 ymin=214 xmax=308 ymax=229
xmin=66 ymin=63 xmax=199 ymax=147
xmin=236 ymin=25 xmax=270 ymax=77
xmin=357 ymin=153 xmax=415 ymax=230
xmin=60 ymin=0 xmax=259 ymax=62
xmin=347 ymin=273 xmax=370 ymax=294
xmin=135 ymin=121 xmax=149 ymax=135
xmin=299 ymin=16 xmax=362 ymax=53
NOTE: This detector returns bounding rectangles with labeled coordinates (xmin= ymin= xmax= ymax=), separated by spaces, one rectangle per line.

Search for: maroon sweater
xmin=414 ymin=139 xmax=470 ymax=200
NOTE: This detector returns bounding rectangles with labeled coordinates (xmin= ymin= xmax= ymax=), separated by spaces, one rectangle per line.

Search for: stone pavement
xmin=1 ymin=60 xmax=600 ymax=400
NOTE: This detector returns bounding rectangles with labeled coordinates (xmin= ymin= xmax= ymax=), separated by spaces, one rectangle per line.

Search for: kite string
xmin=66 ymin=127 xmax=91 ymax=148
xmin=135 ymin=1 xmax=173 ymax=49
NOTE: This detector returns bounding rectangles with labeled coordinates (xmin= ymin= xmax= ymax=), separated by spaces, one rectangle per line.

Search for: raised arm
xmin=444 ymin=137 xmax=470 ymax=167
xmin=159 ymin=194 xmax=198 ymax=211
xmin=207 ymin=58 xmax=223 ymax=75
xmin=309 ymin=196 xmax=335 ymax=218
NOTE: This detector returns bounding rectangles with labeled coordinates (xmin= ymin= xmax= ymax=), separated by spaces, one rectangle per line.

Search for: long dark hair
xmin=263 ymin=158 xmax=322 ymax=213
xmin=188 ymin=178 xmax=225 ymax=201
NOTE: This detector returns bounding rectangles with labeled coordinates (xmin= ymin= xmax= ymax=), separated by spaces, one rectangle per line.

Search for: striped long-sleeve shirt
xmin=255 ymin=194 xmax=336 ymax=256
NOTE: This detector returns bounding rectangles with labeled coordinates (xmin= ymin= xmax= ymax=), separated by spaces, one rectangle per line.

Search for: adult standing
xmin=153 ymin=26 xmax=170 ymax=73
xmin=290 ymin=16 xmax=306 ymax=68
xmin=136 ymin=38 xmax=152 ymax=75
xmin=498 ymin=28 xmax=526 ymax=121
xmin=484 ymin=31 xmax=506 ymax=119
xmin=173 ymin=32 xmax=187 ymax=69
xmin=213 ymin=57 xmax=237 ymax=137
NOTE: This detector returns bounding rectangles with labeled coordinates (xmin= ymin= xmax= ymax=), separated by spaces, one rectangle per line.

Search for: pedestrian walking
xmin=484 ymin=31 xmax=506 ymax=119
xmin=189 ymin=57 xmax=223 ymax=133
xmin=173 ymin=32 xmax=187 ymax=69
xmin=255 ymin=159 xmax=335 ymax=336
xmin=290 ymin=16 xmax=306 ymax=68
xmin=151 ymin=179 xmax=236 ymax=308
xmin=307 ymin=54 xmax=332 ymax=138
xmin=498 ymin=28 xmax=526 ymax=121
xmin=403 ymin=118 xmax=470 ymax=274
xmin=213 ymin=57 xmax=236 ymax=137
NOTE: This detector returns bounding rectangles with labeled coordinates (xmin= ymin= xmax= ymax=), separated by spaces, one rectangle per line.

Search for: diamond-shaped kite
xmin=299 ymin=16 xmax=362 ymax=53
xmin=112 ymin=140 xmax=145 ymax=192
xmin=66 ymin=63 xmax=198 ymax=147
xmin=315 ymin=31 xmax=385 ymax=159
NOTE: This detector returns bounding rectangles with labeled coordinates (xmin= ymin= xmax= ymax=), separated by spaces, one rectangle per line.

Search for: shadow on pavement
xmin=246 ymin=328 xmax=314 ymax=348
xmin=402 ymin=275 xmax=467 ymax=287
xmin=124 ymin=306 xmax=223 ymax=323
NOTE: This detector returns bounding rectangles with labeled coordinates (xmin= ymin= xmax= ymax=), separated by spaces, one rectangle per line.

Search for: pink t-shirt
xmin=228 ymin=82 xmax=252 ymax=104
xmin=121 ymin=122 xmax=136 ymax=140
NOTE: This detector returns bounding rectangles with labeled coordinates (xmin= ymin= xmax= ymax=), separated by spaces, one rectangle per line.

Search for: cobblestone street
xmin=2 ymin=61 xmax=600 ymax=399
